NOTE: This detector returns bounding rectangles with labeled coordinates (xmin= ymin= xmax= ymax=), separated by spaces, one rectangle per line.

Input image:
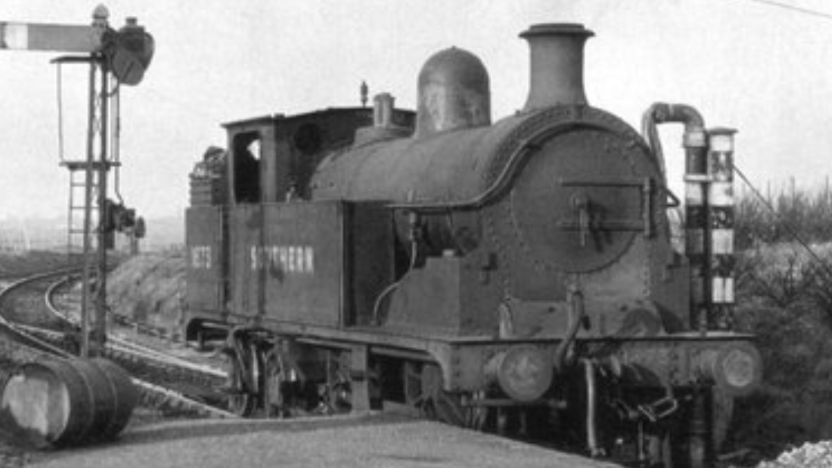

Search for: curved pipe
xmin=388 ymin=121 xmax=607 ymax=214
xmin=646 ymin=102 xmax=704 ymax=133
xmin=642 ymin=102 xmax=707 ymax=173
xmin=554 ymin=287 xmax=585 ymax=374
xmin=393 ymin=105 xmax=656 ymax=215
xmin=387 ymin=128 xmax=544 ymax=213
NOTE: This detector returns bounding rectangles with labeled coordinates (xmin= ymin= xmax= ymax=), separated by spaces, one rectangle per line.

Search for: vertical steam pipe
xmin=642 ymin=103 xmax=710 ymax=332
xmin=583 ymin=359 xmax=602 ymax=457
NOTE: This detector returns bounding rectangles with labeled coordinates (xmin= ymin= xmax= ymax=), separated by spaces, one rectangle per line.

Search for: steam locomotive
xmin=183 ymin=23 xmax=761 ymax=467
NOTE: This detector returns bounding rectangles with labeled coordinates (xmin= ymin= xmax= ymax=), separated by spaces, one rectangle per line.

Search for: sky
xmin=1 ymin=0 xmax=832 ymax=220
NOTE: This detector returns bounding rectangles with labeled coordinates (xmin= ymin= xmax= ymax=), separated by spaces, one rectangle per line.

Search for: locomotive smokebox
xmin=520 ymin=23 xmax=593 ymax=110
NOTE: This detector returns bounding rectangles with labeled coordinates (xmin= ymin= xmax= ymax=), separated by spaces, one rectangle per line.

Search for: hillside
xmin=107 ymin=250 xmax=186 ymax=334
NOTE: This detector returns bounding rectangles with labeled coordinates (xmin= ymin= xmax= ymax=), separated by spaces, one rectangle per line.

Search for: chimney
xmin=520 ymin=23 xmax=594 ymax=111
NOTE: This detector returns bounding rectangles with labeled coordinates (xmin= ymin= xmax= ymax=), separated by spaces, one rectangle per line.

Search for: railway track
xmin=0 ymin=268 xmax=235 ymax=420
xmin=45 ymin=274 xmax=227 ymax=390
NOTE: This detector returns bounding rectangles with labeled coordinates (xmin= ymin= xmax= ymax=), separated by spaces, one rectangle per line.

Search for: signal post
xmin=2 ymin=5 xmax=153 ymax=356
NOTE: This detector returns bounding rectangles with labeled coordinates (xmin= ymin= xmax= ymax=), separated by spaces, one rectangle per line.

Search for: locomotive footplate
xmin=216 ymin=318 xmax=761 ymax=407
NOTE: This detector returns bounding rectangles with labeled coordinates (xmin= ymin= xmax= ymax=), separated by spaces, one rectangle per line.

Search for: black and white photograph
xmin=0 ymin=1 xmax=831 ymax=467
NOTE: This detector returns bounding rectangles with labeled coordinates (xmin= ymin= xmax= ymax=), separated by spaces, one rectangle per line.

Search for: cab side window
xmin=232 ymin=132 xmax=261 ymax=203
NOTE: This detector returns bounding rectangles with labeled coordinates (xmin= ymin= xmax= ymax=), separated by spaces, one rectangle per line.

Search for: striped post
xmin=707 ymin=128 xmax=737 ymax=330
xmin=683 ymin=128 xmax=709 ymax=332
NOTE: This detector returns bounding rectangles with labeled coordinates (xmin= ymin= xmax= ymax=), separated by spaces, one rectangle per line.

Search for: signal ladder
xmin=62 ymin=160 xmax=121 ymax=257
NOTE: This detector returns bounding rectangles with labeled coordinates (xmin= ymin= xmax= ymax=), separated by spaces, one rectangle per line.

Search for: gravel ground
xmin=3 ymin=358 xmax=832 ymax=468
xmin=755 ymin=441 xmax=832 ymax=468
xmin=31 ymin=415 xmax=622 ymax=468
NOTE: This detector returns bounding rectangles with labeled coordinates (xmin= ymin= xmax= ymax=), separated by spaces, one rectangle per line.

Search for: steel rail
xmin=44 ymin=273 xmax=226 ymax=380
xmin=0 ymin=267 xmax=235 ymax=419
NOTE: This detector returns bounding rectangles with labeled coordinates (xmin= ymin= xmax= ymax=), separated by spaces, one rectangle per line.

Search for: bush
xmin=736 ymin=183 xmax=832 ymax=250
xmin=731 ymin=182 xmax=832 ymax=460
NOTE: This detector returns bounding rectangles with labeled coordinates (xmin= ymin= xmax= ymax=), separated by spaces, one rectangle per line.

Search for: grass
xmin=0 ymin=251 xmax=75 ymax=278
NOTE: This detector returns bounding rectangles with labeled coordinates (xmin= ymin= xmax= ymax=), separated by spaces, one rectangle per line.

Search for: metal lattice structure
xmin=3 ymin=6 xmax=153 ymax=357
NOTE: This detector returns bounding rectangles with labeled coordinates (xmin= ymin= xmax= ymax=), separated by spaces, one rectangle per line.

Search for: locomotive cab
xmin=185 ymin=107 xmax=417 ymax=338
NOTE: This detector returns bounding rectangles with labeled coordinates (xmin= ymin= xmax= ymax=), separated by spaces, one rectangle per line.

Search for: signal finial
xmin=360 ymin=81 xmax=368 ymax=107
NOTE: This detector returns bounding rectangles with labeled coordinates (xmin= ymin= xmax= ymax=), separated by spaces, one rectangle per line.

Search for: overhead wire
xmin=742 ymin=0 xmax=832 ymax=21
xmin=733 ymin=164 xmax=832 ymax=281
xmin=718 ymin=0 xmax=832 ymax=279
